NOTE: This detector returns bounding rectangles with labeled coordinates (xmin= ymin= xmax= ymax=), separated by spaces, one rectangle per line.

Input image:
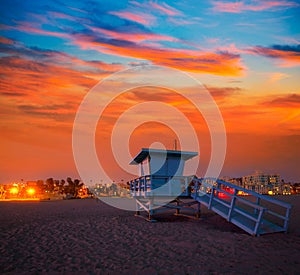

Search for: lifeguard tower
xmin=129 ymin=148 xmax=292 ymax=236
xmin=129 ymin=148 xmax=201 ymax=221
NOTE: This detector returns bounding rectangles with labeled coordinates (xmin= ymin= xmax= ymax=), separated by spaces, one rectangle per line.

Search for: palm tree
xmin=46 ymin=178 xmax=55 ymax=192
xmin=60 ymin=179 xmax=65 ymax=194
xmin=74 ymin=179 xmax=84 ymax=198
xmin=66 ymin=177 xmax=84 ymax=198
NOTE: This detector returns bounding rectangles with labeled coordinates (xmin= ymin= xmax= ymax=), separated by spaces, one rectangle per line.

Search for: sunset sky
xmin=1 ymin=0 xmax=300 ymax=184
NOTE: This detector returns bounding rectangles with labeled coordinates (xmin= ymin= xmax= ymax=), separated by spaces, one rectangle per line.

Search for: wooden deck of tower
xmin=128 ymin=148 xmax=292 ymax=236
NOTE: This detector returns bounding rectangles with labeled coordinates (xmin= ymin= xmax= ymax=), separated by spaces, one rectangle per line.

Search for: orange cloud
xmin=0 ymin=39 xmax=124 ymax=139
xmin=263 ymin=93 xmax=300 ymax=108
xmin=74 ymin=35 xmax=244 ymax=76
xmin=0 ymin=55 xmax=98 ymax=95
xmin=0 ymin=44 xmax=111 ymax=183
xmin=204 ymin=85 xmax=241 ymax=102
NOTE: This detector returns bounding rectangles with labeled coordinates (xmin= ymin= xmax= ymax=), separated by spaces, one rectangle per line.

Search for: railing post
xmin=138 ymin=177 xmax=141 ymax=195
xmin=149 ymin=198 xmax=154 ymax=221
xmin=216 ymin=180 xmax=221 ymax=198
xmin=208 ymin=187 xmax=214 ymax=209
xmin=135 ymin=199 xmax=140 ymax=216
xmin=254 ymin=208 xmax=265 ymax=236
xmin=254 ymin=197 xmax=260 ymax=215
xmin=147 ymin=176 xmax=150 ymax=193
xmin=139 ymin=177 xmax=142 ymax=196
xmin=227 ymin=189 xmax=238 ymax=222
xmin=196 ymin=200 xmax=201 ymax=218
xmin=149 ymin=176 xmax=151 ymax=192
xmin=194 ymin=178 xmax=198 ymax=198
xmin=133 ymin=180 xmax=136 ymax=197
xmin=284 ymin=207 xmax=291 ymax=232
xmin=176 ymin=199 xmax=180 ymax=215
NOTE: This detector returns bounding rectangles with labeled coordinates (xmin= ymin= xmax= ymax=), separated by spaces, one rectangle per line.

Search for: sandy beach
xmin=0 ymin=196 xmax=299 ymax=274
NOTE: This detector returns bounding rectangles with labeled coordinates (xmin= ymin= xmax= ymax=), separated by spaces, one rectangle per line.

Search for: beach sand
xmin=0 ymin=196 xmax=299 ymax=274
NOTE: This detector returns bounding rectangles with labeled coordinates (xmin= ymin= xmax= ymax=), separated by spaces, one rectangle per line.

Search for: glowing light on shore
xmin=27 ymin=188 xmax=36 ymax=196
xmin=9 ymin=187 xmax=18 ymax=195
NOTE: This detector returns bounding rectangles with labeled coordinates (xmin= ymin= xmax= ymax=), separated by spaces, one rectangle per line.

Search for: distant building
xmin=226 ymin=177 xmax=243 ymax=187
xmin=242 ymin=171 xmax=281 ymax=195
xmin=282 ymin=183 xmax=292 ymax=195
xmin=290 ymin=183 xmax=300 ymax=195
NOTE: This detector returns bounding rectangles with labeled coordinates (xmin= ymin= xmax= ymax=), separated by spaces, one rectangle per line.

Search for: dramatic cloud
xmin=1 ymin=4 xmax=245 ymax=76
xmin=204 ymin=85 xmax=242 ymax=99
xmin=4 ymin=20 xmax=245 ymax=76
xmin=16 ymin=103 xmax=76 ymax=122
xmin=0 ymin=37 xmax=124 ymax=129
xmin=249 ymin=44 xmax=300 ymax=66
xmin=73 ymin=33 xmax=244 ymax=76
xmin=263 ymin=93 xmax=300 ymax=108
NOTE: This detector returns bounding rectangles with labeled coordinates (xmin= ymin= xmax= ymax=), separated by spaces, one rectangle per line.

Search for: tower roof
xmin=130 ymin=148 xmax=198 ymax=165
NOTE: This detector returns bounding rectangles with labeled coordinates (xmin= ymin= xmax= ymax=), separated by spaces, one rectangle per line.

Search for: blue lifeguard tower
xmin=129 ymin=148 xmax=201 ymax=221
xmin=129 ymin=147 xmax=292 ymax=236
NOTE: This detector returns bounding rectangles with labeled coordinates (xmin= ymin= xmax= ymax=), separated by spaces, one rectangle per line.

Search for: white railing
xmin=129 ymin=175 xmax=194 ymax=197
xmin=192 ymin=178 xmax=292 ymax=235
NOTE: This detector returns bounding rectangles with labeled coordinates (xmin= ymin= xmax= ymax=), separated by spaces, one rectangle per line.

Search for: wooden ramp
xmin=191 ymin=178 xmax=292 ymax=236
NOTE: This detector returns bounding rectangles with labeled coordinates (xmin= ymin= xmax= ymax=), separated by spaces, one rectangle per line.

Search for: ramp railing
xmin=191 ymin=178 xmax=292 ymax=236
